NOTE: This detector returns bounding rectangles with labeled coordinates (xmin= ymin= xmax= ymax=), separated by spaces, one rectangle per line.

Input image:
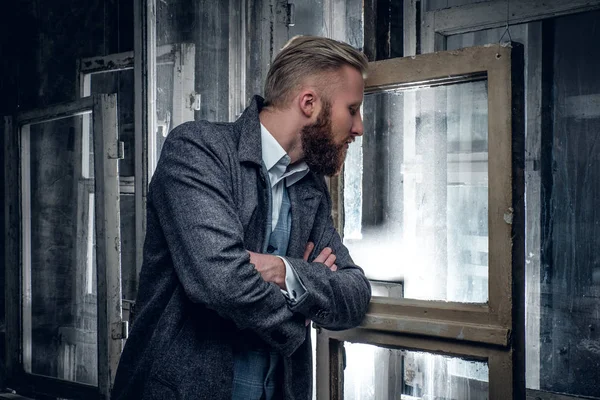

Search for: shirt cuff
xmin=278 ymin=256 xmax=307 ymax=303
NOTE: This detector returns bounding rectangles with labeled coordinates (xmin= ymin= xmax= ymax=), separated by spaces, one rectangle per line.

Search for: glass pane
xmin=345 ymin=81 xmax=489 ymax=303
xmin=344 ymin=342 xmax=489 ymax=399
xmin=21 ymin=115 xmax=98 ymax=385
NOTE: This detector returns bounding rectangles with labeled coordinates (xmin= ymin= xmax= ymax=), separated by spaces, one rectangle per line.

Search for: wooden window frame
xmin=77 ymin=43 xmax=196 ymax=131
xmin=317 ymin=44 xmax=525 ymax=399
xmin=4 ymin=95 xmax=123 ymax=400
xmin=76 ymin=43 xmax=196 ymax=290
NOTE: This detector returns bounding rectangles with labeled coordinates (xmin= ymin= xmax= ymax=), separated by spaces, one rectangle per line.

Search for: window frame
xmin=317 ymin=44 xmax=525 ymax=400
xmin=77 ymin=43 xmax=196 ymax=290
xmin=4 ymin=95 xmax=123 ymax=400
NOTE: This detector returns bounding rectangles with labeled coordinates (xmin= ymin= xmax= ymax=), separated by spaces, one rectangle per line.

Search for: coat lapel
xmin=235 ymin=96 xmax=270 ymax=252
xmin=287 ymin=176 xmax=323 ymax=258
xmin=234 ymin=95 xmax=324 ymax=257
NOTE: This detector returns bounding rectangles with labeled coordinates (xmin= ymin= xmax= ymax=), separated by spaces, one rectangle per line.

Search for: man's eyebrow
xmin=349 ymin=102 xmax=362 ymax=108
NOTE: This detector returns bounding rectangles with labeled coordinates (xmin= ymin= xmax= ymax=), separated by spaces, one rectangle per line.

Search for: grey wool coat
xmin=111 ymin=96 xmax=372 ymax=400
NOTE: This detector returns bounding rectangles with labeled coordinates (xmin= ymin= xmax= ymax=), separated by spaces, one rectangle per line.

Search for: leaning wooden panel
xmin=488 ymin=350 xmax=515 ymax=400
xmin=486 ymin=45 xmax=515 ymax=328
xmin=322 ymin=44 xmax=525 ymax=399
xmin=15 ymin=97 xmax=94 ymax=126
xmin=93 ymin=94 xmax=124 ymax=398
xmin=357 ymin=44 xmax=521 ymax=333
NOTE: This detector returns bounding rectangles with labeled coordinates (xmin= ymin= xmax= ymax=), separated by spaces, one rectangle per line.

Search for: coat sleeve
xmin=284 ymin=188 xmax=372 ymax=331
xmin=149 ymin=123 xmax=306 ymax=356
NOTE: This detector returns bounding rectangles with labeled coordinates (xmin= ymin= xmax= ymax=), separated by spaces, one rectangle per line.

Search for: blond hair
xmin=264 ymin=35 xmax=368 ymax=109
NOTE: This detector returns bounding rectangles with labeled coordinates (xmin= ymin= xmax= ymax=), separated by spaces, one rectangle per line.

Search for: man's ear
xmin=298 ymin=90 xmax=317 ymax=119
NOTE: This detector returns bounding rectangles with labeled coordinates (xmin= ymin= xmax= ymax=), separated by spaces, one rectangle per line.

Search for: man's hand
xmin=248 ymin=251 xmax=287 ymax=290
xmin=303 ymin=242 xmax=337 ymax=271
xmin=303 ymin=242 xmax=337 ymax=327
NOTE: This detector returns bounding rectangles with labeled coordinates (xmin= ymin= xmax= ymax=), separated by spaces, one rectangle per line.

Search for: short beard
xmin=300 ymin=101 xmax=347 ymax=176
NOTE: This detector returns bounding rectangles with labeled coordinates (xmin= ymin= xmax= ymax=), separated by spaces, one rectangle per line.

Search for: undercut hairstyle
xmin=263 ymin=35 xmax=369 ymax=109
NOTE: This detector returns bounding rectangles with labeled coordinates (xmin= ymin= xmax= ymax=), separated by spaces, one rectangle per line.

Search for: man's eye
xmin=349 ymin=108 xmax=357 ymax=115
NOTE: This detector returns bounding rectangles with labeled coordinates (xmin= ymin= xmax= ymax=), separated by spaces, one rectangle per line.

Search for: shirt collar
xmin=260 ymin=123 xmax=309 ymax=187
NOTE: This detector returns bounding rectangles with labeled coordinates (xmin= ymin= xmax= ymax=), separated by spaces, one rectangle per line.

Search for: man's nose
xmin=352 ymin=114 xmax=364 ymax=137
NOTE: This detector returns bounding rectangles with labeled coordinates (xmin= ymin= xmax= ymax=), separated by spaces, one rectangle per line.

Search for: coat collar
xmin=235 ymin=95 xmax=325 ymax=258
xmin=236 ymin=95 xmax=266 ymax=166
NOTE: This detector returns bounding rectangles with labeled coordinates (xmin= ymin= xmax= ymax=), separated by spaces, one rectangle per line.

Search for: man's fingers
xmin=248 ymin=251 xmax=259 ymax=266
xmin=303 ymin=242 xmax=315 ymax=261
xmin=330 ymin=264 xmax=338 ymax=272
xmin=313 ymin=247 xmax=333 ymax=263
xmin=323 ymin=253 xmax=336 ymax=268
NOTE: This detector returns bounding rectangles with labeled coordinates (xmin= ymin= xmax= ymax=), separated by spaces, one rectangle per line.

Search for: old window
xmin=77 ymin=44 xmax=195 ymax=315
xmin=4 ymin=95 xmax=124 ymax=399
xmin=318 ymin=44 xmax=525 ymax=400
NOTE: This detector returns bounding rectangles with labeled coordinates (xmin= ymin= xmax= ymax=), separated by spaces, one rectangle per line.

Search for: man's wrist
xmin=276 ymin=256 xmax=287 ymax=290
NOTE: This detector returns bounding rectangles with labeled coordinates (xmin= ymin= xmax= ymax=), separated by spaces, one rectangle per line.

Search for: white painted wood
xmin=16 ymin=97 xmax=95 ymax=126
xmin=229 ymin=1 xmax=246 ymax=121
xmin=79 ymin=51 xmax=136 ymax=74
xmin=323 ymin=0 xmax=347 ymax=41
xmin=172 ymin=43 xmax=196 ymax=127
xmin=93 ymin=94 xmax=123 ymax=397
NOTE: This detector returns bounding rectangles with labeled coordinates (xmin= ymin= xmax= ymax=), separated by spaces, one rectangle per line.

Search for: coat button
xmin=267 ymin=245 xmax=276 ymax=253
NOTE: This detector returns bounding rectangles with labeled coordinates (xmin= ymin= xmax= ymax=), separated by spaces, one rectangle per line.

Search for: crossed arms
xmin=150 ymin=125 xmax=371 ymax=356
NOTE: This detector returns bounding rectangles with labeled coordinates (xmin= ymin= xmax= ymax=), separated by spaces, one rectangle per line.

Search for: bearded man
xmin=111 ymin=35 xmax=371 ymax=400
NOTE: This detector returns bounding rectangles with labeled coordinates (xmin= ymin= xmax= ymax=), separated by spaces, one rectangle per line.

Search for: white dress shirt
xmin=261 ymin=123 xmax=309 ymax=302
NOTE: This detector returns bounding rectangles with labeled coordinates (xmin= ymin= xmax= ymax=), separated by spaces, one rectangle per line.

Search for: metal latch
xmin=189 ymin=92 xmax=201 ymax=111
xmin=111 ymin=321 xmax=129 ymax=340
xmin=286 ymin=3 xmax=295 ymax=27
xmin=108 ymin=141 xmax=125 ymax=160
